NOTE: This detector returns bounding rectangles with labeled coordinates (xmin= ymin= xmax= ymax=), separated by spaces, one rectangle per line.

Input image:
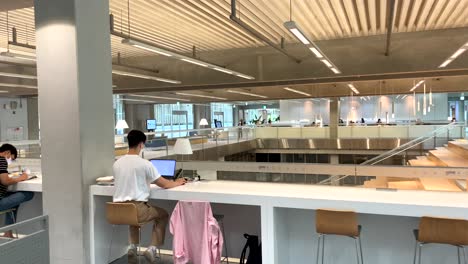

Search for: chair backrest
xmin=106 ymin=202 xmax=140 ymax=226
xmin=418 ymin=216 xmax=468 ymax=246
xmin=316 ymin=209 xmax=359 ymax=237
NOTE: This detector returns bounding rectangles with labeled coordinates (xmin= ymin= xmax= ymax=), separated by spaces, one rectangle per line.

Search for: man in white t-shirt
xmin=113 ymin=130 xmax=186 ymax=264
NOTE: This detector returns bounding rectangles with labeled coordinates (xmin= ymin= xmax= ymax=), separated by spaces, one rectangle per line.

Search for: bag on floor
xmin=240 ymin=233 xmax=262 ymax=264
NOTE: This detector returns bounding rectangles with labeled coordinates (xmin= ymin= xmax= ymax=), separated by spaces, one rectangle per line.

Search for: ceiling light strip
xmin=0 ymin=82 xmax=37 ymax=89
xmin=227 ymin=90 xmax=268 ymax=98
xmin=409 ymin=80 xmax=425 ymax=92
xmin=0 ymin=51 xmax=36 ymax=62
xmin=284 ymin=87 xmax=311 ymax=96
xmin=175 ymin=92 xmax=227 ymax=101
xmin=439 ymin=42 xmax=468 ymax=68
xmin=128 ymin=94 xmax=190 ymax=102
xmin=121 ymin=38 xmax=254 ymax=80
xmin=112 ymin=69 xmax=181 ymax=84
xmin=284 ymin=21 xmax=341 ymax=74
xmin=347 ymin=84 xmax=360 ymax=94
xmin=0 ymin=71 xmax=37 ymax=79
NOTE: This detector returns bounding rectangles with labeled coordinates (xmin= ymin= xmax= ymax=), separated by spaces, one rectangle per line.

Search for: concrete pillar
xmin=124 ymin=103 xmax=135 ymax=130
xmin=329 ymin=154 xmax=340 ymax=186
xmin=257 ymin=55 xmax=264 ymax=81
xmin=329 ymin=98 xmax=340 ymax=139
xmin=27 ymin=97 xmax=39 ymax=140
xmin=194 ymin=104 xmax=211 ymax=129
xmin=35 ymin=0 xmax=114 ymax=263
xmin=149 ymin=104 xmax=155 ymax=120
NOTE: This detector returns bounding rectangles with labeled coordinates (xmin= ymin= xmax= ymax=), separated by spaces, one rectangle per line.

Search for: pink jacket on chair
xmin=170 ymin=200 xmax=224 ymax=264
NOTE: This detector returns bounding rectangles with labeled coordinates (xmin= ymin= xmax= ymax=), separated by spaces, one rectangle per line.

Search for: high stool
xmin=0 ymin=208 xmax=18 ymax=238
xmin=413 ymin=216 xmax=468 ymax=264
xmin=315 ymin=209 xmax=364 ymax=264
xmin=106 ymin=202 xmax=161 ymax=264
xmin=214 ymin=214 xmax=229 ymax=264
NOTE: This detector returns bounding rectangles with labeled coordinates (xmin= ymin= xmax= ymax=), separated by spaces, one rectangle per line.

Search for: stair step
xmin=388 ymin=180 xmax=423 ymax=190
xmin=408 ymin=157 xmax=438 ymax=167
xmin=419 ymin=178 xmax=462 ymax=192
xmin=455 ymin=180 xmax=467 ymax=191
xmin=428 ymin=147 xmax=468 ymax=167
xmin=448 ymin=140 xmax=468 ymax=159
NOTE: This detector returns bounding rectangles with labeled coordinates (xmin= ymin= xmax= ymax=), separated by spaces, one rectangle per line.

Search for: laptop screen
xmin=150 ymin=159 xmax=176 ymax=177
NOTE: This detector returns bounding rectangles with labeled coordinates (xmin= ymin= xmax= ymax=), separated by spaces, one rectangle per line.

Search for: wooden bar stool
xmin=413 ymin=216 xmax=468 ymax=264
xmin=315 ymin=209 xmax=364 ymax=264
xmin=106 ymin=202 xmax=160 ymax=264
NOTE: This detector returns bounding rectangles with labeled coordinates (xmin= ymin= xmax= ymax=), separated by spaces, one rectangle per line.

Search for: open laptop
xmin=150 ymin=159 xmax=181 ymax=180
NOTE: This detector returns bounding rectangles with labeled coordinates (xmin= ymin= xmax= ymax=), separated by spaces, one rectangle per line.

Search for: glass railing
xmin=319 ymin=122 xmax=465 ymax=185
xmin=176 ymin=161 xmax=468 ymax=192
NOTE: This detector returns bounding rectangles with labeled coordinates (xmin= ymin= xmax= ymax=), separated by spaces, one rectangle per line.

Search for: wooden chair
xmin=106 ymin=202 xmax=160 ymax=264
xmin=315 ymin=209 xmax=363 ymax=264
xmin=413 ymin=216 xmax=468 ymax=264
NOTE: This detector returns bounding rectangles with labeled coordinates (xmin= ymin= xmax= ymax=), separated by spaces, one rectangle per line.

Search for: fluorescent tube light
xmin=120 ymin=98 xmax=156 ymax=103
xmin=129 ymin=94 xmax=190 ymax=102
xmin=0 ymin=51 xmax=36 ymax=61
xmin=112 ymin=70 xmax=181 ymax=84
xmin=236 ymin=73 xmax=255 ymax=80
xmin=438 ymin=42 xmax=468 ymax=68
xmin=309 ymin=47 xmax=323 ymax=58
xmin=0 ymin=90 xmax=8 ymax=93
xmin=0 ymin=71 xmax=36 ymax=79
xmin=439 ymin=59 xmax=452 ymax=68
xmin=0 ymin=82 xmax=37 ymax=89
xmin=321 ymin=59 xmax=332 ymax=67
xmin=290 ymin=28 xmax=310 ymax=45
xmin=213 ymin=67 xmax=233 ymax=74
xmin=121 ymin=38 xmax=255 ymax=80
xmin=181 ymin=58 xmax=208 ymax=67
xmin=122 ymin=39 xmax=173 ymax=57
xmin=284 ymin=21 xmax=311 ymax=45
xmin=450 ymin=48 xmax=466 ymax=59
xmin=227 ymin=90 xmax=268 ymax=98
xmin=176 ymin=92 xmax=227 ymax=100
xmin=284 ymin=87 xmax=311 ymax=96
xmin=410 ymin=80 xmax=425 ymax=92
xmin=284 ymin=21 xmax=341 ymax=74
xmin=347 ymin=84 xmax=360 ymax=94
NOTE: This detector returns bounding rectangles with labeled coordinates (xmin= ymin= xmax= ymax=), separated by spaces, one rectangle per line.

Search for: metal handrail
xmin=318 ymin=122 xmax=464 ymax=185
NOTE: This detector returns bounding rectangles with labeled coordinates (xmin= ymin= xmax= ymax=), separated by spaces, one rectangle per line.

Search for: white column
xmin=34 ymin=0 xmax=114 ymax=263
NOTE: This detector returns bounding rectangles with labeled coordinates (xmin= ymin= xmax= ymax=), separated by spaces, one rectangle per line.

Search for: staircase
xmin=364 ymin=139 xmax=468 ymax=191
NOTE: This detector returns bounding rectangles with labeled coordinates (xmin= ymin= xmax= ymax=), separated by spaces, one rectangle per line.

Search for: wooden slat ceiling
xmin=0 ymin=0 xmax=466 ymax=59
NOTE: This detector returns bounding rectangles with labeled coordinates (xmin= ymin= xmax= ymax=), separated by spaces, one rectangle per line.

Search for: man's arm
xmin=154 ymin=177 xmax=187 ymax=189
xmin=0 ymin=172 xmax=27 ymax=186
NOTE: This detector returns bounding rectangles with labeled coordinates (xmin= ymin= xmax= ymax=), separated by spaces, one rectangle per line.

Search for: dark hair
xmin=127 ymin=130 xmax=146 ymax=148
xmin=0 ymin=143 xmax=18 ymax=160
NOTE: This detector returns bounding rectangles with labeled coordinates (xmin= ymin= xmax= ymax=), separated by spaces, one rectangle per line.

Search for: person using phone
xmin=0 ymin=143 xmax=34 ymax=238
xmin=113 ymin=130 xmax=186 ymax=264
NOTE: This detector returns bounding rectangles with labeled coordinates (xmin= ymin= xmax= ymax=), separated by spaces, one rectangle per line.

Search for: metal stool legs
xmin=413 ymin=231 xmax=467 ymax=264
xmin=214 ymin=214 xmax=229 ymax=263
xmin=316 ymin=233 xmax=363 ymax=264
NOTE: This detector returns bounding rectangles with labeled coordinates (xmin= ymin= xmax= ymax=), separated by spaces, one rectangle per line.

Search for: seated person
xmin=113 ymin=130 xmax=186 ymax=264
xmin=0 ymin=143 xmax=34 ymax=238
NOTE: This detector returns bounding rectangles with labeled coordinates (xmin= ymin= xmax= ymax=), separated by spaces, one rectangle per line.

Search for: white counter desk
xmin=90 ymin=180 xmax=468 ymax=264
